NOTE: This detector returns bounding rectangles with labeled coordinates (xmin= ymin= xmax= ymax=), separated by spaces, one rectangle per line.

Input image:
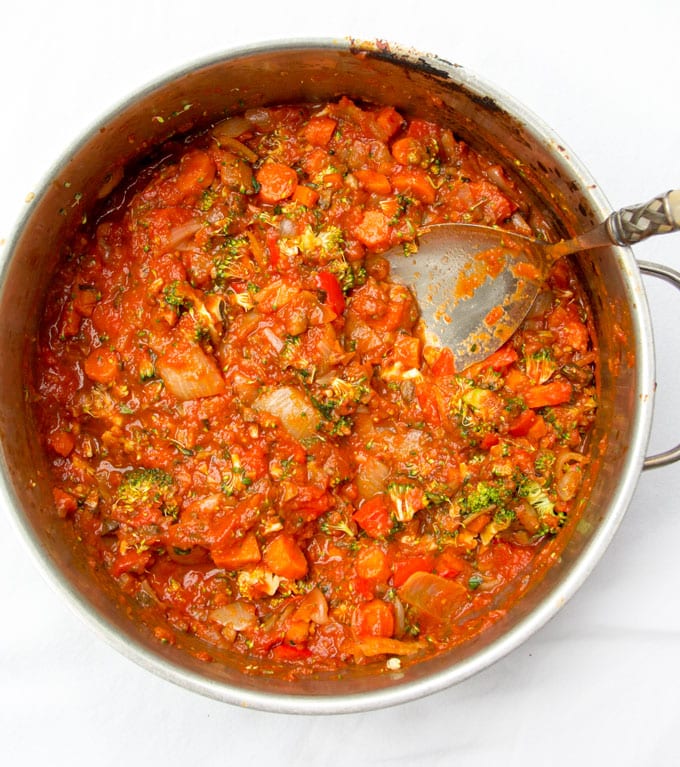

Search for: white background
xmin=2 ymin=1 xmax=679 ymax=764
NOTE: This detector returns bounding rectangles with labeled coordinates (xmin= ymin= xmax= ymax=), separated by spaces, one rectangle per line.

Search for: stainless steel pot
xmin=2 ymin=39 xmax=678 ymax=714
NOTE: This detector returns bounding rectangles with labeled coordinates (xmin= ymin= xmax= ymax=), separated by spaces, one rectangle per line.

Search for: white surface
xmin=1 ymin=1 xmax=679 ymax=764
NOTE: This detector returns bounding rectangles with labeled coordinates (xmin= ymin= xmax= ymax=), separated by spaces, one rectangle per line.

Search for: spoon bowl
xmin=388 ymin=190 xmax=680 ymax=371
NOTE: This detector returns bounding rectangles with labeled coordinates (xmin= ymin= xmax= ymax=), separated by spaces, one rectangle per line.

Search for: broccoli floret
xmin=524 ymin=347 xmax=557 ymax=385
xmin=387 ymin=481 xmax=428 ymax=522
xmin=459 ymin=481 xmax=505 ymax=518
xmin=519 ymin=478 xmax=555 ymax=519
xmin=534 ymin=450 xmax=556 ymax=476
xmin=117 ymin=468 xmax=174 ymax=508
xmin=295 ymin=225 xmax=345 ymax=258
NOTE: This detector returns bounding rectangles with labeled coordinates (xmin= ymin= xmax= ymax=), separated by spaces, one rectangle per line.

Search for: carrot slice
xmin=256 ymin=162 xmax=298 ymax=203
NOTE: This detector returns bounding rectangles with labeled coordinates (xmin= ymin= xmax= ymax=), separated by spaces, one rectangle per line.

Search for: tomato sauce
xmin=31 ymin=98 xmax=597 ymax=675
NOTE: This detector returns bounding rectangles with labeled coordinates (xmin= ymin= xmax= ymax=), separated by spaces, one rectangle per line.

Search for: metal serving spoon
xmin=388 ymin=189 xmax=680 ymax=371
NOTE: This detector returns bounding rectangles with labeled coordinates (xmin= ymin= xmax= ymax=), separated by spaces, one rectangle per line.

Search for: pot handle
xmin=639 ymin=260 xmax=680 ymax=469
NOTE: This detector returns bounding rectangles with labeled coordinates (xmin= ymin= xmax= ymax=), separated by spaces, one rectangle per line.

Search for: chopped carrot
xmin=355 ymin=546 xmax=391 ymax=582
xmin=302 ymin=116 xmax=337 ymax=147
xmin=175 ymin=150 xmax=216 ymax=197
xmin=211 ymin=531 xmax=261 ymax=569
xmin=320 ymin=171 xmax=344 ymax=190
xmin=390 ymin=169 xmax=436 ymax=203
xmin=256 ymin=162 xmax=298 ymax=203
xmin=391 ymin=136 xmax=426 ymax=166
xmin=354 ymin=169 xmax=392 ymax=196
xmin=264 ymin=533 xmax=308 ymax=580
xmin=351 ymin=599 xmax=395 ymax=638
xmin=292 ymin=184 xmax=319 ymax=208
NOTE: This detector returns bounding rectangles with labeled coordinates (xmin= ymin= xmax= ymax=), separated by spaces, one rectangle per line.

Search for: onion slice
xmin=253 ymin=385 xmax=322 ymax=441
xmin=398 ymin=572 xmax=468 ymax=622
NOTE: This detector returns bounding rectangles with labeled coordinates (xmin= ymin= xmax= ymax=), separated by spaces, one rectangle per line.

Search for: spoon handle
xmin=605 ymin=189 xmax=680 ymax=245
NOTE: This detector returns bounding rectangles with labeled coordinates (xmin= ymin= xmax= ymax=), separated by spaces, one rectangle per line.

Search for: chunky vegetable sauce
xmin=32 ymin=99 xmax=597 ymax=674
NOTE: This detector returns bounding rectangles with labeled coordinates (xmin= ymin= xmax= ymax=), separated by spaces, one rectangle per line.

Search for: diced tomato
xmin=48 ymin=430 xmax=75 ymax=457
xmin=392 ymin=554 xmax=435 ymax=588
xmin=351 ymin=598 xmax=395 ymax=638
xmin=256 ymin=162 xmax=298 ymax=203
xmin=406 ymin=118 xmax=439 ymax=141
xmin=468 ymin=180 xmax=516 ymax=223
xmin=391 ymin=334 xmax=421 ymax=369
xmin=264 ymin=533 xmax=308 ymax=580
xmin=480 ymin=432 xmax=500 ymax=449
xmin=429 ymin=347 xmax=456 ymax=377
xmin=52 ymin=487 xmax=77 ymax=518
xmin=83 ymin=348 xmax=119 ymax=383
xmin=434 ymin=549 xmax=470 ymax=579
xmin=508 ymin=408 xmax=538 ymax=437
xmin=547 ymin=304 xmax=590 ymax=352
xmin=266 ymin=227 xmax=280 ymax=268
xmin=524 ymin=381 xmax=573 ymax=409
xmin=72 ymin=286 xmax=99 ymax=317
xmin=271 ymin=643 xmax=312 ymax=661
xmin=415 ymin=383 xmax=442 ymax=427
xmin=315 ymin=270 xmax=346 ymax=315
xmin=353 ymin=495 xmax=392 ymax=538
xmin=111 ymin=548 xmax=152 ymax=578
xmin=484 ymin=344 xmax=519 ymax=371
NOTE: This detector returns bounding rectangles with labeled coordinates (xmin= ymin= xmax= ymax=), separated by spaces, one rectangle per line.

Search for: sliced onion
xmin=212 ymin=116 xmax=251 ymax=140
xmin=165 ymin=220 xmax=202 ymax=251
xmin=356 ymin=457 xmax=389 ymax=499
xmin=253 ymin=385 xmax=322 ymax=441
xmin=398 ymin=572 xmax=468 ymax=622
xmin=292 ymin=587 xmax=329 ymax=625
xmin=244 ymin=107 xmax=274 ymax=128
xmin=262 ymin=327 xmax=285 ymax=353
xmin=209 ymin=602 xmax=258 ymax=631
xmin=156 ymin=345 xmax=226 ymax=401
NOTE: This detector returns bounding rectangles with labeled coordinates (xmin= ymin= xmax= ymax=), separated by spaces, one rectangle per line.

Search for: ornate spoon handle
xmin=606 ymin=189 xmax=680 ymax=245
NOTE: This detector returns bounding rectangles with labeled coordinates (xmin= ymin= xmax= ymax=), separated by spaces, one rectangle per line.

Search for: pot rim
xmin=0 ymin=37 xmax=656 ymax=714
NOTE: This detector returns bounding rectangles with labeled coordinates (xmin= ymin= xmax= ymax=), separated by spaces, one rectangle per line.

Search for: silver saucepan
xmin=2 ymin=39 xmax=678 ymax=714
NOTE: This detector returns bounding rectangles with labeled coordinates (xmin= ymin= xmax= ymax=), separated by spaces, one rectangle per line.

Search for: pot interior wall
xmin=0 ymin=42 xmax=650 ymax=707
